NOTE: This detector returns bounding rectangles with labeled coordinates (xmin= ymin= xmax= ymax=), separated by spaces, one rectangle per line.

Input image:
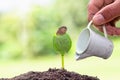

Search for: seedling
xmin=53 ymin=26 xmax=72 ymax=69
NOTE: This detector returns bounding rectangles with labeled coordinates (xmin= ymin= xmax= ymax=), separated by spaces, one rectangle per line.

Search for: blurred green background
xmin=0 ymin=0 xmax=120 ymax=80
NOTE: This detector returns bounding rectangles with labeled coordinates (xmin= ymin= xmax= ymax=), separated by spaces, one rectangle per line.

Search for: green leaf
xmin=53 ymin=33 xmax=72 ymax=55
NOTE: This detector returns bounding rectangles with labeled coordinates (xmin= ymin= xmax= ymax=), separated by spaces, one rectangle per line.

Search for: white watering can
xmin=75 ymin=21 xmax=114 ymax=60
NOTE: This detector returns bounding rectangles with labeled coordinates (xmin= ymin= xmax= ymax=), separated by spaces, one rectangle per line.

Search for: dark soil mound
xmin=0 ymin=68 xmax=100 ymax=80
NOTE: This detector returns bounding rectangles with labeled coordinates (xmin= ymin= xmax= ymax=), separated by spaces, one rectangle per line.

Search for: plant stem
xmin=61 ymin=54 xmax=64 ymax=69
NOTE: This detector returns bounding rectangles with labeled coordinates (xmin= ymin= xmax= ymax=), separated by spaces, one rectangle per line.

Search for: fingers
xmin=87 ymin=0 xmax=104 ymax=21
xmin=87 ymin=0 xmax=120 ymax=36
xmin=98 ymin=23 xmax=120 ymax=36
xmin=105 ymin=25 xmax=120 ymax=36
xmin=93 ymin=0 xmax=120 ymax=25
xmin=88 ymin=0 xmax=113 ymax=21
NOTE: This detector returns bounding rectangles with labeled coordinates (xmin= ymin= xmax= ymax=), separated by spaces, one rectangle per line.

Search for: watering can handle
xmin=103 ymin=25 xmax=107 ymax=38
xmin=87 ymin=20 xmax=108 ymax=39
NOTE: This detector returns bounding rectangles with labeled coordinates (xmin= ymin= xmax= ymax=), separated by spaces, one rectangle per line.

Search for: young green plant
xmin=53 ymin=26 xmax=72 ymax=69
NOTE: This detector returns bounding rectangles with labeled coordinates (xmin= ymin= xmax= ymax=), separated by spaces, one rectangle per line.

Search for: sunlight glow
xmin=33 ymin=0 xmax=54 ymax=7
xmin=0 ymin=0 xmax=54 ymax=15
xmin=0 ymin=0 xmax=13 ymax=12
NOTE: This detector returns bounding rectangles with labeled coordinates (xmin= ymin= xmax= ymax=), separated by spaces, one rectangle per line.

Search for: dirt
xmin=0 ymin=68 xmax=100 ymax=80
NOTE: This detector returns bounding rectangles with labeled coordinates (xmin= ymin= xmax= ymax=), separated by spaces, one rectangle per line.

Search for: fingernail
xmin=93 ymin=14 xmax=105 ymax=25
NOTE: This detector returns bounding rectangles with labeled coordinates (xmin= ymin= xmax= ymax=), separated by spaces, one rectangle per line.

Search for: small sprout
xmin=53 ymin=26 xmax=72 ymax=69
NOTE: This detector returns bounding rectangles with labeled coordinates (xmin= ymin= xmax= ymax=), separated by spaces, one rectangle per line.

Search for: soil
xmin=0 ymin=68 xmax=100 ymax=80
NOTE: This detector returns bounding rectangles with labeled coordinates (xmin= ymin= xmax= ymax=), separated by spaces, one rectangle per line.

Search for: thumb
xmin=93 ymin=1 xmax=120 ymax=25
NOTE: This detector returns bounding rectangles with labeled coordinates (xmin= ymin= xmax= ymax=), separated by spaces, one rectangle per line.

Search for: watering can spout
xmin=75 ymin=52 xmax=91 ymax=60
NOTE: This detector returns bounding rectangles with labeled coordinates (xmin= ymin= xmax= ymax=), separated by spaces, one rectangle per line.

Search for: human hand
xmin=88 ymin=0 xmax=120 ymax=36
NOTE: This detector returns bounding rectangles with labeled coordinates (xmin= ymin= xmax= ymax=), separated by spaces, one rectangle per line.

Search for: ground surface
xmin=0 ymin=68 xmax=99 ymax=80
